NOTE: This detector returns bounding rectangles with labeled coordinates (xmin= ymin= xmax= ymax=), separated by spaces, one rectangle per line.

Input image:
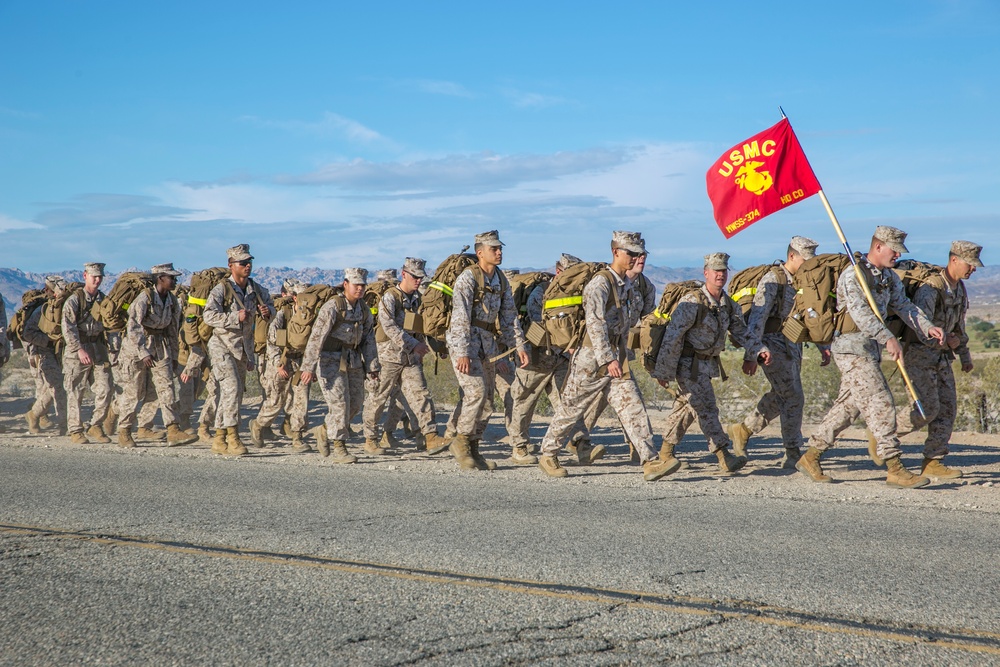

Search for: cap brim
xmin=970 ymin=257 xmax=985 ymax=268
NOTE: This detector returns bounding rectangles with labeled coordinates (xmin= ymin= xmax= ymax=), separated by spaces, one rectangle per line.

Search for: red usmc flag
xmin=706 ymin=118 xmax=821 ymax=238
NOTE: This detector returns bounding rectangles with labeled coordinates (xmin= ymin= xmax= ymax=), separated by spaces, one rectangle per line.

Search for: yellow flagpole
xmin=816 ymin=190 xmax=927 ymax=419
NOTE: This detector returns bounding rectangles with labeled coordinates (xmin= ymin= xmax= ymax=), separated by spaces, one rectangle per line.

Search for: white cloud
xmin=239 ymin=112 xmax=394 ymax=146
xmin=0 ymin=213 xmax=42 ymax=232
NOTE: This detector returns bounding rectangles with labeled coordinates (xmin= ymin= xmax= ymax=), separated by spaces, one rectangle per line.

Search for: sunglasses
xmin=617 ymin=248 xmax=643 ymax=258
xmin=235 ymin=260 xmax=253 ymax=267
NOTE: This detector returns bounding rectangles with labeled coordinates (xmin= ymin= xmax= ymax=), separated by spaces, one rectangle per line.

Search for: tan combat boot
xmin=364 ymin=438 xmax=388 ymax=455
xmin=716 ymin=447 xmax=747 ymax=473
xmin=136 ymin=427 xmax=166 ymax=442
xmin=576 ymin=441 xmax=606 ymax=466
xmin=469 ymin=439 xmax=496 ymax=470
xmin=510 ymin=445 xmax=538 ymax=465
xmin=643 ymin=457 xmax=681 ymax=481
xmin=313 ymin=426 xmax=330 ymax=457
xmin=920 ymin=458 xmax=962 ymax=480
xmin=69 ymin=431 xmax=89 ymax=445
xmin=796 ymin=447 xmax=832 ymax=483
xmin=780 ymin=446 xmax=802 ymax=469
xmin=885 ymin=456 xmax=930 ymax=489
xmin=118 ymin=428 xmax=136 ymax=448
xmin=380 ymin=430 xmax=401 ymax=449
xmin=291 ymin=432 xmax=312 ymax=454
xmin=103 ymin=408 xmax=118 ymax=437
xmin=24 ymin=411 xmax=41 ymax=434
xmin=281 ymin=421 xmax=293 ymax=439
xmin=424 ymin=432 xmax=452 ymax=456
xmin=198 ymin=423 xmax=213 ymax=443
xmin=226 ymin=427 xmax=248 ymax=456
xmin=249 ymin=419 xmax=265 ymax=448
xmin=166 ymin=424 xmax=198 ymax=447
xmin=211 ymin=429 xmax=228 ymax=455
xmin=330 ymin=440 xmax=358 ymax=464
xmin=86 ymin=424 xmax=112 ymax=444
xmin=628 ymin=440 xmax=640 ymax=464
xmin=656 ymin=441 xmax=684 ymax=475
xmin=729 ymin=422 xmax=752 ymax=458
xmin=449 ymin=435 xmax=478 ymax=470
xmin=866 ymin=429 xmax=884 ymax=467
xmin=38 ymin=414 xmax=56 ymax=430
xmin=538 ymin=455 xmax=568 ymax=478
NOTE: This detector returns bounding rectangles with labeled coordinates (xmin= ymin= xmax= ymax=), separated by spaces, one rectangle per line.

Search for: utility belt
xmin=143 ymin=326 xmax=168 ymax=337
xmin=681 ymin=344 xmax=725 ymax=381
xmin=80 ymin=334 xmax=105 ymax=345
xmin=322 ymin=337 xmax=360 ymax=353
xmin=472 ymin=318 xmax=498 ymax=336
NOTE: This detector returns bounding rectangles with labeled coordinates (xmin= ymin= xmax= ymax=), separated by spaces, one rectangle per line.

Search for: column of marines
xmin=0 ymin=230 xmax=985 ymax=489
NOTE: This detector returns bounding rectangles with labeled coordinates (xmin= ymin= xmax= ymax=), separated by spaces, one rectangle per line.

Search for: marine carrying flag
xmin=706 ymin=118 xmax=821 ymax=238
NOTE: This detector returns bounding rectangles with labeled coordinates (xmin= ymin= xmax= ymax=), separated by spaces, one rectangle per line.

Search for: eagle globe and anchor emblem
xmin=734 ymin=160 xmax=773 ymax=196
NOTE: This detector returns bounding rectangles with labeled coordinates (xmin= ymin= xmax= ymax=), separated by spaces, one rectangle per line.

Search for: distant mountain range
xmin=4 ymin=264 xmax=1000 ymax=317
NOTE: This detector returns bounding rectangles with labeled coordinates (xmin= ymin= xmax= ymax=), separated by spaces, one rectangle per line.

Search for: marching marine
xmin=537 ymin=231 xmax=676 ymax=481
xmin=201 ymin=244 xmax=275 ymax=456
xmin=22 ymin=277 xmax=68 ymax=434
xmin=729 ymin=236 xmax=821 ymax=468
xmin=797 ymin=226 xmax=944 ymax=488
xmin=652 ymin=253 xmax=766 ymax=474
xmin=300 ymin=268 xmax=381 ymax=463
xmin=891 ymin=240 xmax=983 ymax=479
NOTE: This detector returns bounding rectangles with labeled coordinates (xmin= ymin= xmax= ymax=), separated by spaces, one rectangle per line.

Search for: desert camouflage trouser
xmin=362 ymin=359 xmax=436 ymax=440
xmin=117 ymin=352 xmax=179 ymax=429
xmin=540 ymin=347 xmax=656 ymax=461
xmin=210 ymin=352 xmax=248 ymax=430
xmin=662 ymin=363 xmax=730 ymax=453
xmin=895 ymin=348 xmax=957 ymax=460
xmin=317 ymin=361 xmax=365 ymax=441
xmin=28 ymin=349 xmax=65 ymax=422
xmin=808 ymin=351 xmax=902 ymax=461
xmin=256 ymin=357 xmax=309 ymax=433
xmin=448 ymin=355 xmax=496 ymax=440
xmin=742 ymin=339 xmax=804 ymax=449
xmin=381 ymin=394 xmax=419 ymax=437
xmin=494 ymin=359 xmax=516 ymax=436
xmin=63 ymin=356 xmax=114 ymax=435
xmin=507 ymin=352 xmax=568 ymax=449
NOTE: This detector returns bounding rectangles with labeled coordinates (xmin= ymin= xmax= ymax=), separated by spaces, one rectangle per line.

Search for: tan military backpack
xmin=7 ymin=288 xmax=48 ymax=350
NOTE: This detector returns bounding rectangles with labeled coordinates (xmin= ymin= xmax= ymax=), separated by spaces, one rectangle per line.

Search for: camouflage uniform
xmin=181 ymin=340 xmax=217 ymax=430
xmin=22 ymin=304 xmax=67 ymax=425
xmin=653 ymin=284 xmax=757 ymax=453
xmin=895 ymin=270 xmax=971 ymax=460
xmin=740 ymin=264 xmax=804 ymax=449
xmin=256 ymin=303 xmax=310 ymax=433
xmin=540 ymin=268 xmax=657 ymax=460
xmin=508 ymin=280 xmax=569 ymax=450
xmin=117 ymin=288 xmax=182 ymax=429
xmin=202 ymin=277 xmax=274 ymax=430
xmin=446 ymin=267 xmax=525 ymax=440
xmin=363 ymin=285 xmax=437 ymax=439
xmin=807 ymin=256 xmax=935 ymax=461
xmin=62 ymin=287 xmax=114 ymax=435
xmin=302 ymin=293 xmax=379 ymax=442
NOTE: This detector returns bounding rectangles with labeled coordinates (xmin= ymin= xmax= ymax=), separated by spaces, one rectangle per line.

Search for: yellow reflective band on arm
xmin=188 ymin=296 xmax=207 ymax=307
xmin=544 ymin=296 xmax=583 ymax=309
xmin=429 ymin=281 xmax=453 ymax=297
xmin=731 ymin=287 xmax=757 ymax=301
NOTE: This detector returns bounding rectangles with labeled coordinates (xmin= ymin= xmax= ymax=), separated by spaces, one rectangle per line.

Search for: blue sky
xmin=1 ymin=1 xmax=998 ymax=274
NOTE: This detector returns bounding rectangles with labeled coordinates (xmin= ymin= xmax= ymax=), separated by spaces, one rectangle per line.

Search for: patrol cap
xmin=375 ymin=269 xmax=398 ymax=281
xmin=283 ymin=278 xmax=309 ymax=295
xmin=474 ymin=230 xmax=504 ymax=247
xmin=402 ymin=257 xmax=427 ymax=278
xmin=50 ymin=277 xmax=68 ymax=293
xmin=344 ymin=267 xmax=368 ymax=285
xmin=84 ymin=262 xmax=106 ymax=277
xmin=611 ymin=231 xmax=645 ymax=254
xmin=44 ymin=275 xmax=63 ymax=290
xmin=950 ymin=240 xmax=984 ymax=267
xmin=704 ymin=252 xmax=732 ymax=271
xmin=227 ymin=243 xmax=254 ymax=263
xmin=557 ymin=253 xmax=582 ymax=270
xmin=150 ymin=263 xmax=182 ymax=277
xmin=873 ymin=226 xmax=909 ymax=254
xmin=789 ymin=236 xmax=819 ymax=260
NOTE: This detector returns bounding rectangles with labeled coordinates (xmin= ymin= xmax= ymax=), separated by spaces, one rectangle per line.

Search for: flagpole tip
xmin=778 ymin=106 xmax=787 ymax=119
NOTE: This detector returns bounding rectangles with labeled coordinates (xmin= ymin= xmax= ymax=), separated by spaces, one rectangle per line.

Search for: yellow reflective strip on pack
xmin=652 ymin=309 xmax=670 ymax=321
xmin=544 ymin=296 xmax=583 ymax=309
xmin=429 ymin=281 xmax=453 ymax=297
xmin=370 ymin=307 xmax=378 ymax=314
xmin=188 ymin=296 xmax=207 ymax=307
xmin=122 ymin=302 xmax=131 ymax=311
xmin=731 ymin=287 xmax=757 ymax=301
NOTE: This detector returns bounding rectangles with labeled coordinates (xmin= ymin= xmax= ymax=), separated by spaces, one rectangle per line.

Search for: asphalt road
xmin=1 ymin=431 xmax=999 ymax=666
